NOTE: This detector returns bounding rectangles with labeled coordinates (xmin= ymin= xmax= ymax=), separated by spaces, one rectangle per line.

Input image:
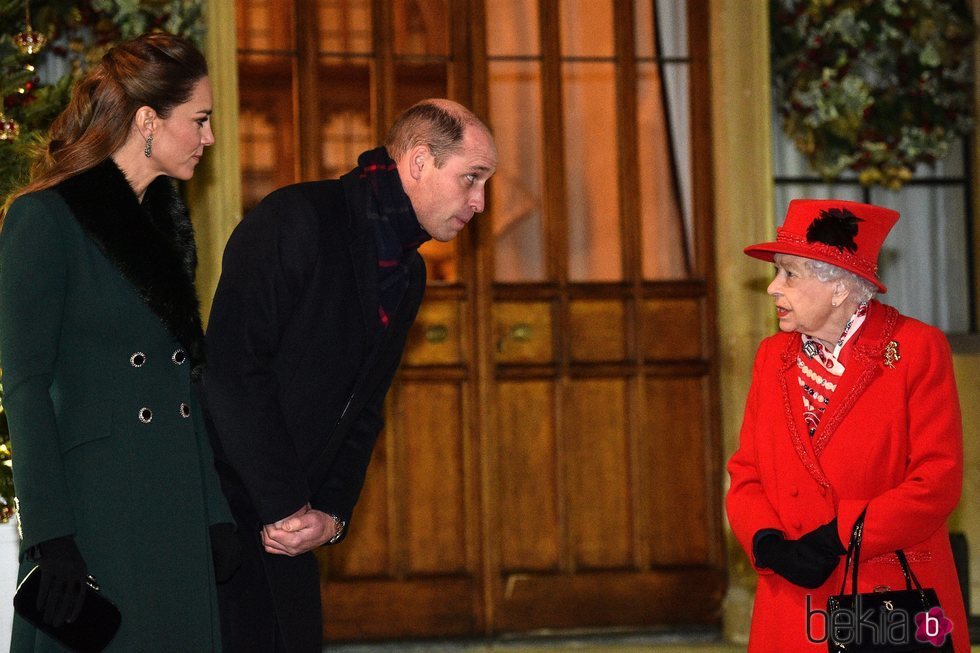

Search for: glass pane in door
xmin=394 ymin=0 xmax=449 ymax=56
xmin=563 ymin=62 xmax=621 ymax=281
xmin=637 ymin=63 xmax=688 ymax=279
xmin=237 ymin=0 xmax=294 ymax=51
xmin=318 ymin=60 xmax=372 ymax=178
xmin=489 ymin=61 xmax=546 ymax=282
xmin=238 ymin=60 xmax=297 ymax=216
xmin=318 ymin=0 xmax=372 ymax=53
xmin=486 ymin=0 xmax=540 ymax=57
xmin=560 ymin=0 xmax=614 ymax=58
xmin=319 ymin=109 xmax=372 ymax=181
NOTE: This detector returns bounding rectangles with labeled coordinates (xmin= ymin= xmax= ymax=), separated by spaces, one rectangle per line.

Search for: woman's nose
xmin=767 ymin=277 xmax=781 ymax=296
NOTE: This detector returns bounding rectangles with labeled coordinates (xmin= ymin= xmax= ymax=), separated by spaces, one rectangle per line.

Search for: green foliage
xmin=0 ymin=0 xmax=205 ymax=203
xmin=771 ymin=0 xmax=976 ymax=188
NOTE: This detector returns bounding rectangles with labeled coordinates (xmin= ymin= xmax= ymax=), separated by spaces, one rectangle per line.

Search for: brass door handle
xmin=497 ymin=322 xmax=533 ymax=352
xmin=509 ymin=323 xmax=532 ymax=342
xmin=425 ymin=324 xmax=449 ymax=344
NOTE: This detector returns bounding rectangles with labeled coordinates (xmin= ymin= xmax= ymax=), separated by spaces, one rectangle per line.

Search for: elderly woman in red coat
xmin=726 ymin=199 xmax=970 ymax=652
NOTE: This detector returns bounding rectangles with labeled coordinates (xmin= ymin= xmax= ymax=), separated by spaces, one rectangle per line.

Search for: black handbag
xmin=13 ymin=565 xmax=122 ymax=653
xmin=827 ymin=511 xmax=953 ymax=652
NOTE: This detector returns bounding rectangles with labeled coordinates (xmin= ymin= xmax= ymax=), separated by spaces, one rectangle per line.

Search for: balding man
xmin=204 ymin=99 xmax=497 ymax=652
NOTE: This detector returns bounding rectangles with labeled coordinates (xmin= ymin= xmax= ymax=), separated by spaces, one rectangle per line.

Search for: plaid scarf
xmin=356 ymin=147 xmax=430 ymax=327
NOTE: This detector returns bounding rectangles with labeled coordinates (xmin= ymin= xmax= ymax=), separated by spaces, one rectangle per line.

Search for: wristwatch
xmin=326 ymin=514 xmax=347 ymax=545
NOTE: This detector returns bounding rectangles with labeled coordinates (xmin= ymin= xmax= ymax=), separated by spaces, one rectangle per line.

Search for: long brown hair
xmin=1 ymin=32 xmax=207 ymax=220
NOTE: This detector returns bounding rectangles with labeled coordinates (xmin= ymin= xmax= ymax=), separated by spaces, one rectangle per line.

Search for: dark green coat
xmin=0 ymin=160 xmax=231 ymax=652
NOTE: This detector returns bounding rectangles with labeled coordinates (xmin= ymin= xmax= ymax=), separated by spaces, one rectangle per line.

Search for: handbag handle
xmin=838 ymin=509 xmax=922 ymax=595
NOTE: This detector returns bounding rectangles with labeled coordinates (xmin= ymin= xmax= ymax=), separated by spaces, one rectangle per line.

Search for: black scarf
xmin=356 ymin=147 xmax=429 ymax=327
xmin=56 ymin=158 xmax=206 ymax=378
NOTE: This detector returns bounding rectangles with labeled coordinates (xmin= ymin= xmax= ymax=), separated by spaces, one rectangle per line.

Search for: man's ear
xmin=409 ymin=144 xmax=430 ymax=181
xmin=134 ymin=105 xmax=158 ymax=139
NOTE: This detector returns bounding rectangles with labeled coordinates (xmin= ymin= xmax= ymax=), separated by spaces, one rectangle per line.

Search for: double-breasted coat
xmin=0 ymin=160 xmax=232 ymax=652
xmin=726 ymin=300 xmax=970 ymax=652
xmin=204 ymin=170 xmax=426 ymax=652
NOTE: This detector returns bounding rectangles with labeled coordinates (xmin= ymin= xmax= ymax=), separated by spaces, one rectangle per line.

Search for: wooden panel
xmin=494 ymin=569 xmax=724 ymax=631
xmin=565 ymin=379 xmax=632 ymax=568
xmin=322 ymin=577 xmax=479 ymax=640
xmin=641 ymin=298 xmax=703 ymax=360
xmin=403 ymin=299 xmax=466 ymax=366
xmin=568 ymin=300 xmax=627 ymax=362
xmin=497 ymin=381 xmax=560 ymax=571
xmin=400 ymin=382 xmax=468 ymax=574
xmin=645 ymin=376 xmax=711 ymax=565
xmin=493 ymin=302 xmax=553 ymax=364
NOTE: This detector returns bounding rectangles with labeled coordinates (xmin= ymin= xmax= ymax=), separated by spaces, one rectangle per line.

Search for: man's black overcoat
xmin=204 ymin=171 xmax=426 ymax=652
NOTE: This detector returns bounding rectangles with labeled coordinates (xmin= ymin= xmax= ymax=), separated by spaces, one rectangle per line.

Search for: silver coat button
xmin=179 ymin=403 xmax=191 ymax=418
xmin=172 ymin=349 xmax=187 ymax=365
xmin=138 ymin=407 xmax=153 ymax=423
xmin=130 ymin=352 xmax=146 ymax=367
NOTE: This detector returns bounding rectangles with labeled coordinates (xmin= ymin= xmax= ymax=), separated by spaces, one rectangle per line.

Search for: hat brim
xmin=744 ymin=242 xmax=887 ymax=293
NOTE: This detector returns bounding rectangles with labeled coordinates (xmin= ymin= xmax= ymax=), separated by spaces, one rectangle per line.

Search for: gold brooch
xmin=883 ymin=340 xmax=901 ymax=368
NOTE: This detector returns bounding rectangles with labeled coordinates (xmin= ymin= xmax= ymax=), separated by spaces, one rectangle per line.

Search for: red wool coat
xmin=727 ymin=300 xmax=970 ymax=652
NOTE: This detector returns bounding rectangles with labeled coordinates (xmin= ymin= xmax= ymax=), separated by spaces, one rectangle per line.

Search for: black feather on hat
xmin=806 ymin=208 xmax=863 ymax=253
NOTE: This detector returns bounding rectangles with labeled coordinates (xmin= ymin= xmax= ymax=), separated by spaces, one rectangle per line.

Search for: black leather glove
xmin=209 ymin=522 xmax=243 ymax=583
xmin=28 ymin=536 xmax=88 ymax=627
xmin=754 ymin=529 xmax=841 ymax=589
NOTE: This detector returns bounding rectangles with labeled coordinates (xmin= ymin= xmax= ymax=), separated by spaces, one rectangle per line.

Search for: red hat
xmin=744 ymin=199 xmax=899 ymax=293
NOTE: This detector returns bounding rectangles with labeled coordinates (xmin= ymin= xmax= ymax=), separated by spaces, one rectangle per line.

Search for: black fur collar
xmin=56 ymin=158 xmax=206 ymax=378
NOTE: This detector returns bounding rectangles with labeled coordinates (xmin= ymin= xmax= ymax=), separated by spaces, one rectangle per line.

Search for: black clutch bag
xmin=827 ymin=511 xmax=952 ymax=652
xmin=13 ymin=565 xmax=122 ymax=653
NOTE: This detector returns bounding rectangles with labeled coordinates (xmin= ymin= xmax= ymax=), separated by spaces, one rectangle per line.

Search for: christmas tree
xmin=0 ymin=0 xmax=204 ymax=203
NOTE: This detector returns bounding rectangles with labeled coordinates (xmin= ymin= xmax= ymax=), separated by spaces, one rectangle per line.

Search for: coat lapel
xmin=348 ymin=228 xmax=380 ymax=350
xmin=341 ymin=173 xmax=381 ymax=351
xmin=56 ymin=159 xmax=206 ymax=377
xmin=777 ymin=338 xmax=833 ymax=489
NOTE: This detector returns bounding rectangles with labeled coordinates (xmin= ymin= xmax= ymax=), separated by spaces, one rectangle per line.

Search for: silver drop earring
xmin=144 ymin=134 xmax=153 ymax=158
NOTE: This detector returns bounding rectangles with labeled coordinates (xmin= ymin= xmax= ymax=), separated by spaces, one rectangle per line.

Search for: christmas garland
xmin=771 ymin=0 xmax=976 ymax=189
xmin=0 ymin=0 xmax=205 ymax=202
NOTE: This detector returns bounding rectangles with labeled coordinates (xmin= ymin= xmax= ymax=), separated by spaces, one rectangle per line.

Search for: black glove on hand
xmin=29 ymin=536 xmax=88 ymax=627
xmin=210 ymin=522 xmax=243 ymax=583
xmin=799 ymin=518 xmax=846 ymax=557
xmin=754 ymin=530 xmax=840 ymax=589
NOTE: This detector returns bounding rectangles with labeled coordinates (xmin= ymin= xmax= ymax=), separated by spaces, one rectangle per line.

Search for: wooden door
xmin=234 ymin=0 xmax=723 ymax=641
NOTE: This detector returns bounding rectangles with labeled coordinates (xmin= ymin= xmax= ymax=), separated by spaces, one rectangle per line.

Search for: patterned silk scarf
xmin=355 ymin=147 xmax=430 ymax=327
xmin=797 ymin=302 xmax=869 ymax=436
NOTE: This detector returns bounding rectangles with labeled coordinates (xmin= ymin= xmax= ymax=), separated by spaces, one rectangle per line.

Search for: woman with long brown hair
xmin=0 ymin=32 xmax=238 ymax=651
